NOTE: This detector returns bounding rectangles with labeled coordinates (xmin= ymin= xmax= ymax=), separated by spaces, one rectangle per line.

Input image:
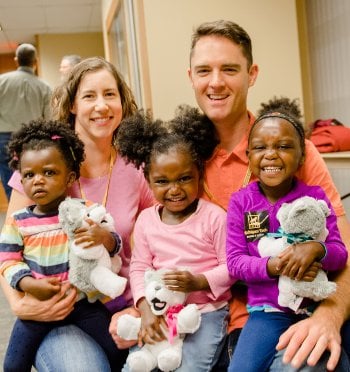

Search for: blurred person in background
xmin=0 ymin=43 xmax=51 ymax=201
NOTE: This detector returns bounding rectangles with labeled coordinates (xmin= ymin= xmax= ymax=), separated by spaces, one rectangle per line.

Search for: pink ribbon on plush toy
xmin=166 ymin=304 xmax=184 ymax=344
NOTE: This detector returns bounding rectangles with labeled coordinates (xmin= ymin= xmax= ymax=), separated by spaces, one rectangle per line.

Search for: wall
xmin=0 ymin=53 xmax=16 ymax=74
xmin=133 ymin=0 xmax=303 ymax=120
xmin=37 ymin=32 xmax=105 ymax=87
xmin=302 ymin=0 xmax=350 ymax=125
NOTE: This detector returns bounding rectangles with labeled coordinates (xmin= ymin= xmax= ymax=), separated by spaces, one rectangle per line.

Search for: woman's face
xmin=71 ymin=69 xmax=122 ymax=143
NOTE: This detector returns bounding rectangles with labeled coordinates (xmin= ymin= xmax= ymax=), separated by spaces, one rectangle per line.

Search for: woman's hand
xmin=163 ymin=270 xmax=209 ymax=292
xmin=12 ymin=281 xmax=77 ymax=321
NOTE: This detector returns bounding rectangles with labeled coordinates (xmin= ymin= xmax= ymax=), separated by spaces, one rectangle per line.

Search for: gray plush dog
xmin=58 ymin=197 xmax=127 ymax=299
xmin=258 ymin=196 xmax=336 ymax=311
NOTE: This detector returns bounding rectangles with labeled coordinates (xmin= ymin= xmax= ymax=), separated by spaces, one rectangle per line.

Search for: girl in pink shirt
xmin=116 ymin=105 xmax=234 ymax=371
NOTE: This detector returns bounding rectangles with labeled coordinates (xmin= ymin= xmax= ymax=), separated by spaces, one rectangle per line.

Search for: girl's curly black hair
xmin=251 ymin=96 xmax=305 ymax=154
xmin=117 ymin=104 xmax=218 ymax=179
xmin=8 ymin=119 xmax=85 ymax=177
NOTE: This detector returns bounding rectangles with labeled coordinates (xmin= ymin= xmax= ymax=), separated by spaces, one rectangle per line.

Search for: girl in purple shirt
xmin=227 ymin=98 xmax=348 ymax=372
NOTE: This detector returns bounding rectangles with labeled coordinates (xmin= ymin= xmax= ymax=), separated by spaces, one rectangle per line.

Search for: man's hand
xmin=276 ymin=311 xmax=342 ymax=370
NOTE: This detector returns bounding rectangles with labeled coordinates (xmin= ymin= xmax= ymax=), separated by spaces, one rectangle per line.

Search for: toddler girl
xmin=0 ymin=119 xmax=125 ymax=371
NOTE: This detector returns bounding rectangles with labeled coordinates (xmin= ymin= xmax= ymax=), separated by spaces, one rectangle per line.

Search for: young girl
xmin=0 ymin=119 xmax=126 ymax=371
xmin=117 ymin=105 xmax=234 ymax=371
xmin=226 ymin=97 xmax=348 ymax=372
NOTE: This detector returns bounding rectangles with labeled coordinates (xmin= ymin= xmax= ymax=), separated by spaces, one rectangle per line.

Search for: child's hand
xmin=138 ymin=298 xmax=167 ymax=345
xmin=74 ymin=219 xmax=112 ymax=249
xmin=163 ymin=270 xmax=209 ymax=292
xmin=19 ymin=276 xmax=61 ymax=301
xmin=299 ymin=261 xmax=322 ymax=281
xmin=277 ymin=241 xmax=325 ymax=281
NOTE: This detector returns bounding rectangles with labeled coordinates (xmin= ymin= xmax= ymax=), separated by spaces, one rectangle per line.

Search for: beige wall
xmin=138 ymin=0 xmax=303 ymax=120
xmin=103 ymin=0 xmax=303 ymax=120
xmin=37 ymin=32 xmax=105 ymax=88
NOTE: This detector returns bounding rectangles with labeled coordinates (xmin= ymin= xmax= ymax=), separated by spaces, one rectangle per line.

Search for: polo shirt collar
xmin=210 ymin=111 xmax=256 ymax=161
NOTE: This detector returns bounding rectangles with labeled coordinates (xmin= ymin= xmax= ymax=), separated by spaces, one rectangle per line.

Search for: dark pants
xmin=0 ymin=132 xmax=13 ymax=200
xmin=211 ymin=328 xmax=241 ymax=371
xmin=4 ymin=298 xmax=128 ymax=372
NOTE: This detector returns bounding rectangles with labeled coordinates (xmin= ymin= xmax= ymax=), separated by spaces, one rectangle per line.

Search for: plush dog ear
xmin=144 ymin=268 xmax=156 ymax=284
xmin=318 ymin=199 xmax=331 ymax=217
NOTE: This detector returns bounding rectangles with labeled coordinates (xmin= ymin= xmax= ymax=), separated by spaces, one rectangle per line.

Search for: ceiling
xmin=0 ymin=0 xmax=102 ymax=54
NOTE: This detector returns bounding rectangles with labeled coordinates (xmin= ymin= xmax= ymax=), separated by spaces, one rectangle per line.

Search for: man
xmin=59 ymin=54 xmax=81 ymax=81
xmin=0 ymin=43 xmax=51 ymax=200
xmin=188 ymin=20 xmax=350 ymax=371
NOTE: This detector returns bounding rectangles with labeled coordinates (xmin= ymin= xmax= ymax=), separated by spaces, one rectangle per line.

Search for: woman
xmin=1 ymin=57 xmax=154 ymax=371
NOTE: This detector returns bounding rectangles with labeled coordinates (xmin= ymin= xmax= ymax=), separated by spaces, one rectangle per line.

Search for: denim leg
xmin=72 ymin=299 xmax=128 ymax=371
xmin=270 ymin=348 xmax=350 ymax=372
xmin=0 ymin=132 xmax=13 ymax=200
xmin=176 ymin=306 xmax=228 ymax=372
xmin=229 ymin=311 xmax=298 ymax=372
xmin=34 ymin=325 xmax=111 ymax=372
xmin=4 ymin=318 xmax=55 ymax=372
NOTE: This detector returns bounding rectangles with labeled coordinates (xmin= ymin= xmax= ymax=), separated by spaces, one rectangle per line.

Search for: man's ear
xmin=187 ymin=67 xmax=194 ymax=88
xmin=248 ymin=64 xmax=259 ymax=87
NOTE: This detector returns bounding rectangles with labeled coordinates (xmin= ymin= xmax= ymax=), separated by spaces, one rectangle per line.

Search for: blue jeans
xmin=0 ymin=132 xmax=13 ymax=200
xmin=229 ymin=311 xmax=350 ymax=372
xmin=4 ymin=299 xmax=127 ymax=372
xmin=35 ymin=325 xmax=111 ymax=372
xmin=123 ymin=306 xmax=228 ymax=372
xmin=270 ymin=349 xmax=350 ymax=372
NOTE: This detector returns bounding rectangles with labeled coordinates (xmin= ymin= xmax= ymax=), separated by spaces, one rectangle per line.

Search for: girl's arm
xmin=74 ymin=220 xmax=120 ymax=254
xmin=226 ymin=196 xmax=272 ymax=283
xmin=18 ymin=276 xmax=61 ymax=301
xmin=137 ymin=297 xmax=167 ymax=344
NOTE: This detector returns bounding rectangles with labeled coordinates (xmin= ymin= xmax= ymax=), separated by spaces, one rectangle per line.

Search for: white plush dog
xmin=117 ymin=269 xmax=201 ymax=372
xmin=58 ymin=197 xmax=127 ymax=299
xmin=258 ymin=196 xmax=337 ymax=311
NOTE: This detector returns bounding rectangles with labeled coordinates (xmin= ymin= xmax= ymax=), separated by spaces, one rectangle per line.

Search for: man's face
xmin=188 ymin=35 xmax=258 ymax=127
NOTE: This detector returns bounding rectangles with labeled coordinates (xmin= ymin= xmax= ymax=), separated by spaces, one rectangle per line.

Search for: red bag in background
xmin=309 ymin=119 xmax=350 ymax=153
